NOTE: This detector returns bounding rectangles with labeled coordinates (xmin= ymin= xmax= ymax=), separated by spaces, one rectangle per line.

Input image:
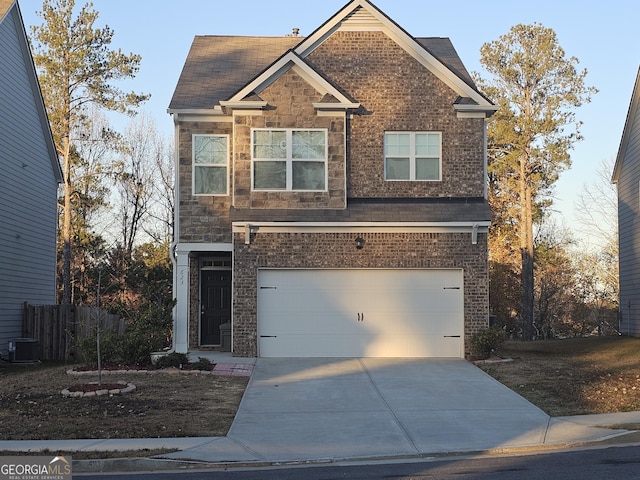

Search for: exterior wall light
xmin=355 ymin=236 xmax=365 ymax=250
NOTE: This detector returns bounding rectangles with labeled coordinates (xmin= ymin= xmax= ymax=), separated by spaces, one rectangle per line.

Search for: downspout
xmin=169 ymin=113 xmax=181 ymax=353
xmin=483 ymin=119 xmax=489 ymax=200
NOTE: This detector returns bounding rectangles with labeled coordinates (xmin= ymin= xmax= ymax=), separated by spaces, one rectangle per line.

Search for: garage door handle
xmin=443 ymin=287 xmax=460 ymax=290
xmin=444 ymin=335 xmax=461 ymax=338
xmin=357 ymin=312 xmax=364 ymax=322
xmin=260 ymin=335 xmax=277 ymax=338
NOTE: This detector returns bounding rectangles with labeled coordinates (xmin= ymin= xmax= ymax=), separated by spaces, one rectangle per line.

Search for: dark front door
xmin=200 ymin=270 xmax=231 ymax=345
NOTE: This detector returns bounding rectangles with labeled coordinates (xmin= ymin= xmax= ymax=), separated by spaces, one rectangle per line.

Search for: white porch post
xmin=174 ymin=249 xmax=190 ymax=353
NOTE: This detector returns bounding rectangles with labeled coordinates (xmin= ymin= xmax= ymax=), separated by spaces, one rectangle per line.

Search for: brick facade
xmin=171 ymin=4 xmax=493 ymax=358
xmin=232 ymin=232 xmax=489 ymax=357
xmin=307 ymin=31 xmax=486 ymax=199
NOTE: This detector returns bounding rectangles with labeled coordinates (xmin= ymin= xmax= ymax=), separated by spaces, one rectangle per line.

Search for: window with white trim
xmin=384 ymin=132 xmax=442 ymax=181
xmin=193 ymin=134 xmax=229 ymax=195
xmin=252 ymin=129 xmax=327 ymax=191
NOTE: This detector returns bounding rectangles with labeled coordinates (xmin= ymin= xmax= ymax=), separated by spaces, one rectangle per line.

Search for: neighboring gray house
xmin=612 ymin=66 xmax=640 ymax=336
xmin=168 ymin=0 xmax=496 ymax=358
xmin=0 ymin=0 xmax=62 ymax=357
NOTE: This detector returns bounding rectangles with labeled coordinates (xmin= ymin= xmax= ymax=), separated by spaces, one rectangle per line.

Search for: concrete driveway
xmin=226 ymin=357 xmax=551 ymax=462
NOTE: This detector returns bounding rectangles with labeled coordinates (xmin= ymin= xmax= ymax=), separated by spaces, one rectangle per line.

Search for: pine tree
xmin=30 ymin=0 xmax=149 ymax=303
xmin=476 ymin=24 xmax=596 ymax=339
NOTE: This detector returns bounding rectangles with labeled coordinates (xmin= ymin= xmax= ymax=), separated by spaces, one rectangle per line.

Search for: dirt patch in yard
xmin=0 ymin=362 xmax=248 ymax=440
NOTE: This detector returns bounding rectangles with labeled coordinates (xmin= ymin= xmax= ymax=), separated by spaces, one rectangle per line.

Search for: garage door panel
xmin=260 ymin=333 xmax=371 ymax=357
xmin=258 ymin=296 xmax=360 ymax=335
xmin=258 ymin=269 xmax=463 ymax=358
xmin=365 ymin=334 xmax=461 ymax=357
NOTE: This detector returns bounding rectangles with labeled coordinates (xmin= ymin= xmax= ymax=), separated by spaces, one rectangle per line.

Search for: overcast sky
xmin=18 ymin=0 xmax=640 ymax=238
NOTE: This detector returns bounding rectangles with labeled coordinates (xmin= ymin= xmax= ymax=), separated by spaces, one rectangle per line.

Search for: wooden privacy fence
xmin=22 ymin=303 xmax=124 ymax=361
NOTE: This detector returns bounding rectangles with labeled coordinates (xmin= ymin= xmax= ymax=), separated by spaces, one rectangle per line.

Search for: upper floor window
xmin=384 ymin=132 xmax=441 ymax=181
xmin=193 ymin=134 xmax=228 ymax=195
xmin=252 ymin=129 xmax=327 ymax=191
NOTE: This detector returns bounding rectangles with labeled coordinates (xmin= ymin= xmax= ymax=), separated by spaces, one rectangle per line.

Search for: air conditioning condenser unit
xmin=8 ymin=338 xmax=40 ymax=363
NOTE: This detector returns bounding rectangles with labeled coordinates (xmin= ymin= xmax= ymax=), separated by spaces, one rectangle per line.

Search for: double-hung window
xmin=252 ymin=129 xmax=327 ymax=191
xmin=193 ymin=134 xmax=229 ymax=195
xmin=384 ymin=132 xmax=442 ymax=181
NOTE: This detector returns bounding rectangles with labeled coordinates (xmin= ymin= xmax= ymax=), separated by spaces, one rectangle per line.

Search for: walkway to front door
xmin=200 ymin=270 xmax=231 ymax=345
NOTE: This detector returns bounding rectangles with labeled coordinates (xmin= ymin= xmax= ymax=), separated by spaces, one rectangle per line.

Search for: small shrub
xmin=191 ymin=357 xmax=214 ymax=371
xmin=118 ymin=331 xmax=157 ymax=365
xmin=75 ymin=330 xmax=120 ymax=366
xmin=154 ymin=352 xmax=189 ymax=369
xmin=471 ymin=327 xmax=506 ymax=359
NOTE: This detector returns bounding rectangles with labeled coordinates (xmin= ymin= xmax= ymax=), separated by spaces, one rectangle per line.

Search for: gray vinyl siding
xmin=617 ymin=93 xmax=640 ymax=336
xmin=0 ymin=8 xmax=59 ymax=356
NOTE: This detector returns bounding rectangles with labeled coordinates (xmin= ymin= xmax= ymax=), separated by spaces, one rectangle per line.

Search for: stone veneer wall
xmin=232 ymin=70 xmax=347 ymax=210
xmin=232 ymin=231 xmax=488 ymax=357
xmin=178 ymin=122 xmax=234 ymax=244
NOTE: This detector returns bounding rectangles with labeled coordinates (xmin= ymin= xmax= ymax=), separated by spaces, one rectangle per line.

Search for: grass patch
xmin=477 ymin=336 xmax=640 ymax=416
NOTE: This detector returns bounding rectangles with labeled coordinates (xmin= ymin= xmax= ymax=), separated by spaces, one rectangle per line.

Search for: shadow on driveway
xmin=226 ymin=358 xmax=550 ymax=462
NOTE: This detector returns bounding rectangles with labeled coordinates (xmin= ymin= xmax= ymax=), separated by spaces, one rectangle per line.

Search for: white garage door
xmin=257 ymin=269 xmax=464 ymax=358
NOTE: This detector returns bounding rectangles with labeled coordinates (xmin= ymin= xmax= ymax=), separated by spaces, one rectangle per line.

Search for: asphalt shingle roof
xmin=169 ymin=36 xmax=477 ymax=111
xmin=229 ymin=198 xmax=491 ymax=224
xmin=169 ymin=36 xmax=302 ymax=110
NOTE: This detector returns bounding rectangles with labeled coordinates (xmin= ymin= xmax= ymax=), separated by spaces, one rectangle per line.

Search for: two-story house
xmin=0 ymin=0 xmax=61 ymax=358
xmin=612 ymin=65 xmax=640 ymax=336
xmin=168 ymin=0 xmax=496 ymax=358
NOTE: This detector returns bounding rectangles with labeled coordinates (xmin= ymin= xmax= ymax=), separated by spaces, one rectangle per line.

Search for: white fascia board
xmin=317 ymin=110 xmax=347 ymax=117
xmin=313 ymin=102 xmax=361 ymax=110
xmin=219 ymin=101 xmax=268 ymax=109
xmin=231 ymin=110 xmax=264 ymax=117
xmin=169 ymin=108 xmax=231 ymax=124
xmin=175 ymin=243 xmax=233 ymax=255
xmin=457 ymin=112 xmax=490 ymax=119
xmin=228 ymin=52 xmax=359 ymax=109
xmin=454 ymin=103 xmax=499 ymax=112
xmin=167 ymin=107 xmax=225 ymax=115
xmin=454 ymin=104 xmax=499 ymax=118
xmin=232 ymin=221 xmax=490 ymax=234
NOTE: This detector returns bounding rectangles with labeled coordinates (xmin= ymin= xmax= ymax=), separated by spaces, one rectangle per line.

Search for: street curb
xmin=72 ymin=437 xmax=640 ymax=474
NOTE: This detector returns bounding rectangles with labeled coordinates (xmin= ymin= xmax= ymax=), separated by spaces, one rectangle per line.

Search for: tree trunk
xmin=519 ymin=156 xmax=535 ymax=340
xmin=521 ymin=247 xmax=535 ymax=339
xmin=61 ymin=136 xmax=72 ymax=305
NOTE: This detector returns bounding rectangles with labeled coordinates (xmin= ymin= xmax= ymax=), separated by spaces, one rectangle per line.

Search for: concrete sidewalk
xmin=0 ymin=357 xmax=638 ymax=468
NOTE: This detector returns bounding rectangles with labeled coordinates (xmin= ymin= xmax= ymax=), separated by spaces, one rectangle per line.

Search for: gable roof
xmin=169 ymin=0 xmax=496 ymax=116
xmin=295 ymin=0 xmax=493 ymax=109
xmin=221 ymin=49 xmax=360 ymax=110
xmin=612 ymin=65 xmax=640 ymax=184
xmin=169 ymin=36 xmax=301 ymax=112
xmin=1 ymin=0 xmax=62 ymax=182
